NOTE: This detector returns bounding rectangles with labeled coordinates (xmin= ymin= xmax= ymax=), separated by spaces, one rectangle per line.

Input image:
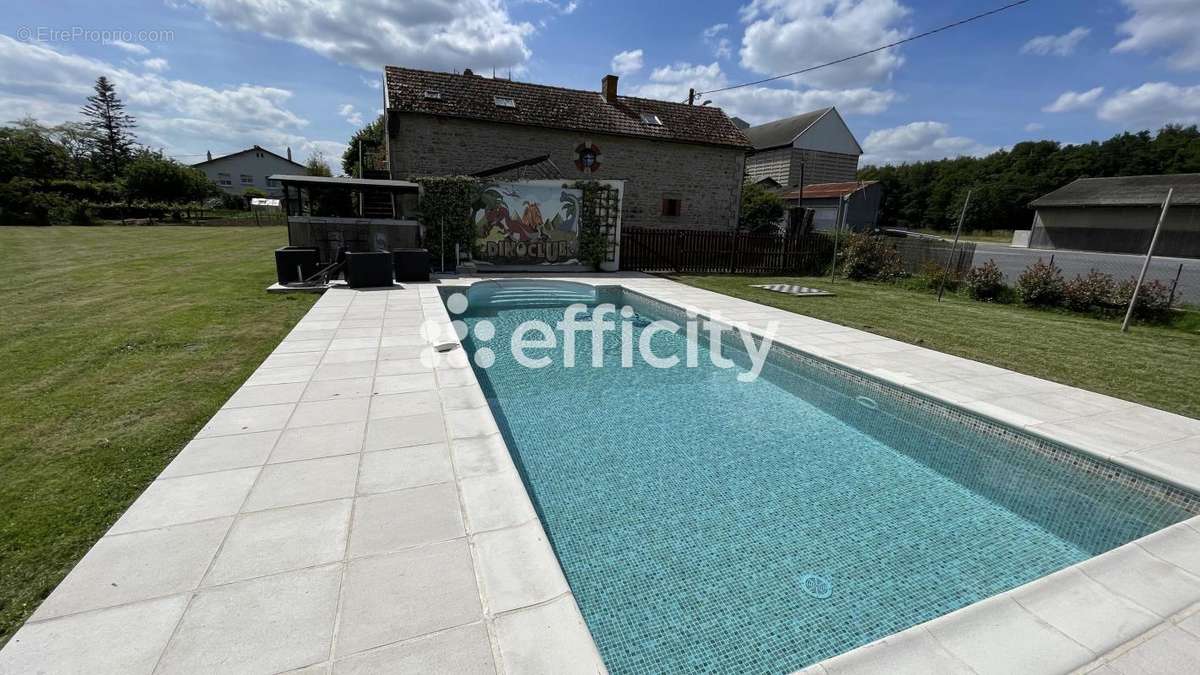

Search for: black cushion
xmin=392 ymin=248 xmax=431 ymax=282
xmin=345 ymin=251 xmax=394 ymax=288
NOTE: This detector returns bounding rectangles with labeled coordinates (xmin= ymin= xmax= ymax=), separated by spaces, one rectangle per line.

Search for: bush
xmin=913 ymin=261 xmax=958 ymax=293
xmin=966 ymin=259 xmax=1005 ymax=301
xmin=1017 ymin=258 xmax=1065 ymax=307
xmin=839 ymin=233 xmax=904 ymax=281
xmin=1113 ymin=278 xmax=1173 ymax=323
xmin=1063 ymin=270 xmax=1116 ymax=314
xmin=739 ymin=182 xmax=785 ymax=234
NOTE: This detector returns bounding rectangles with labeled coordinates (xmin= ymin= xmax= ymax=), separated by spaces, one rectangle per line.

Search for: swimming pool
xmin=447 ymin=282 xmax=1198 ymax=673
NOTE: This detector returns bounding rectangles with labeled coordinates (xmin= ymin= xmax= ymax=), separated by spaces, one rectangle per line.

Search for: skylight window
xmin=423 ymin=90 xmax=442 ymax=100
xmin=494 ymin=96 xmax=516 ymax=108
xmin=640 ymin=113 xmax=663 ymax=126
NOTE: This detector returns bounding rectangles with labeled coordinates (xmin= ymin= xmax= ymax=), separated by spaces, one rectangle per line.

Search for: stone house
xmin=192 ymin=145 xmax=306 ymax=197
xmin=382 ymin=66 xmax=751 ymax=230
xmin=743 ymin=108 xmax=863 ymax=188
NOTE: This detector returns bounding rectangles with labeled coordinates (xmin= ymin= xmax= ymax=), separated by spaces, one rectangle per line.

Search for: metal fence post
xmin=1168 ymin=262 xmax=1183 ymax=309
xmin=1122 ymin=188 xmax=1174 ymax=333
xmin=938 ymin=189 xmax=972 ymax=302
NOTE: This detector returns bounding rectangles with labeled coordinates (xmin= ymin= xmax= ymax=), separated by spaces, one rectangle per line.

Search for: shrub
xmin=1112 ymin=278 xmax=1173 ymax=323
xmin=1063 ymin=270 xmax=1116 ymax=313
xmin=1016 ymin=258 xmax=1065 ymax=307
xmin=839 ymin=233 xmax=904 ymax=281
xmin=739 ymin=182 xmax=785 ymax=234
xmin=966 ymin=259 xmax=1005 ymax=301
xmin=909 ymin=261 xmax=958 ymax=293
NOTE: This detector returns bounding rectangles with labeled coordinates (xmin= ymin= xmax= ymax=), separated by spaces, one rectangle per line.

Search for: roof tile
xmin=384 ymin=66 xmax=751 ymax=149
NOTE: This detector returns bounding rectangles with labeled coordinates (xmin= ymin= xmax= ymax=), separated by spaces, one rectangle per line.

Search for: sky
xmin=0 ymin=0 xmax=1197 ymax=168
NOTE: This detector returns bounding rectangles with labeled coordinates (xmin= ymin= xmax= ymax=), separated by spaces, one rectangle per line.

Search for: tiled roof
xmin=744 ymin=109 xmax=831 ymax=151
xmin=1030 ymin=174 xmax=1200 ymax=207
xmin=384 ymin=66 xmax=751 ymax=149
xmin=781 ymin=181 xmax=877 ymax=200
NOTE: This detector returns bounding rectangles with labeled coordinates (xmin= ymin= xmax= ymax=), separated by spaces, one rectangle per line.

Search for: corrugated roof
xmin=743 ymin=108 xmax=831 ymax=151
xmin=384 ymin=66 xmax=751 ymax=149
xmin=781 ymin=181 xmax=877 ymax=200
xmin=1030 ymin=174 xmax=1200 ymax=208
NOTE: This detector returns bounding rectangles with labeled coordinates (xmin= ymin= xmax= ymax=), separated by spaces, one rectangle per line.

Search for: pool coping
xmin=438 ymin=273 xmax=1200 ymax=673
xmin=3 ymin=272 xmax=1197 ymax=673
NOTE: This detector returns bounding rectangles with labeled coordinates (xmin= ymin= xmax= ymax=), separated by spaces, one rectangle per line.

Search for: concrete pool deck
xmin=2 ymin=272 xmax=1199 ymax=674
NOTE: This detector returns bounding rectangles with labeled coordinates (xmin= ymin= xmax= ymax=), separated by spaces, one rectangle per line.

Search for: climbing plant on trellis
xmin=570 ymin=181 xmax=620 ymax=269
xmin=415 ymin=176 xmax=480 ymax=270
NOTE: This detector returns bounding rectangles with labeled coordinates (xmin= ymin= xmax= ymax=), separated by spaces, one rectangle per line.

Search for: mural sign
xmin=473 ymin=182 xmax=583 ymax=266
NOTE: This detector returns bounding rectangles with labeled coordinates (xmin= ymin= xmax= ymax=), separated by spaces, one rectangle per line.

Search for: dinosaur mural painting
xmin=474 ymin=182 xmax=583 ymax=265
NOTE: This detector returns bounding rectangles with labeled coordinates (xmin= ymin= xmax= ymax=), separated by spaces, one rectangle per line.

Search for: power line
xmin=692 ymin=0 xmax=1033 ymax=98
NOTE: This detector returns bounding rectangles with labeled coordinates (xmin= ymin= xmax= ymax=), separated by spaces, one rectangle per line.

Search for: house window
xmin=266 ymin=178 xmax=280 ymax=188
xmin=217 ymin=172 xmax=232 ymax=186
xmin=423 ymin=90 xmax=442 ymax=100
xmin=640 ymin=113 xmax=663 ymax=126
xmin=240 ymin=174 xmax=254 ymax=185
xmin=493 ymin=96 xmax=516 ymax=108
xmin=662 ymin=197 xmax=682 ymax=217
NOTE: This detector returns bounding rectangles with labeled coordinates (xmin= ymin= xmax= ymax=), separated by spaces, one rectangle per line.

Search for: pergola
xmin=271 ymin=174 xmax=423 ymax=262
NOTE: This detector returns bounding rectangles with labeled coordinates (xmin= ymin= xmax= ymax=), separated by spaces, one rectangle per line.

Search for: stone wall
xmin=388 ymin=113 xmax=746 ymax=231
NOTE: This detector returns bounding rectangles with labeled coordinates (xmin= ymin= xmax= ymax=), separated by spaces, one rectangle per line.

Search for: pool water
xmin=453 ymin=287 xmax=1194 ymax=674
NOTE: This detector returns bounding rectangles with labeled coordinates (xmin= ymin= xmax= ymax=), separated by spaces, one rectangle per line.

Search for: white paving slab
xmin=7 ymin=274 xmax=1200 ymax=674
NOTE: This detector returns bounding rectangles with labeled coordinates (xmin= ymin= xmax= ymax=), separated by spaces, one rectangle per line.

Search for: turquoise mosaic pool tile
xmin=452 ymin=289 xmax=1197 ymax=674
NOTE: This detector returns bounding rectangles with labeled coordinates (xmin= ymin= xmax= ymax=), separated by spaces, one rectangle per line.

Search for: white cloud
xmin=702 ymin=23 xmax=732 ymax=59
xmin=184 ymin=0 xmax=535 ymax=72
xmin=1020 ymin=27 xmax=1090 ymax=56
xmin=106 ymin=40 xmax=149 ymax=55
xmin=360 ymin=75 xmax=381 ymax=90
xmin=338 ymin=103 xmax=364 ymax=126
xmin=1024 ymin=122 xmax=1044 ymax=132
xmin=630 ymin=60 xmax=896 ymax=124
xmin=0 ymin=35 xmax=344 ymax=163
xmin=739 ymin=0 xmax=911 ymax=88
xmin=860 ymin=121 xmax=995 ymax=165
xmin=610 ymin=49 xmax=643 ymax=76
xmin=141 ymin=57 xmax=169 ymax=72
xmin=1098 ymin=82 xmax=1200 ymax=127
xmin=1043 ymin=87 xmax=1104 ymax=113
xmin=1114 ymin=0 xmax=1200 ymax=70
xmin=563 ymin=1 xmax=579 ymax=14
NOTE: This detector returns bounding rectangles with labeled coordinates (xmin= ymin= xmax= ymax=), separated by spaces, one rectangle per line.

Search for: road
xmin=970 ymin=243 xmax=1200 ymax=306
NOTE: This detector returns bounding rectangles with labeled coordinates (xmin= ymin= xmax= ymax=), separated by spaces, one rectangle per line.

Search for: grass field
xmin=675 ymin=275 xmax=1200 ymax=419
xmin=0 ymin=226 xmax=315 ymax=645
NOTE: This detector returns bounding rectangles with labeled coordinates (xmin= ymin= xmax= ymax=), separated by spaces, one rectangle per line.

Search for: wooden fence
xmin=619 ymin=228 xmax=835 ymax=275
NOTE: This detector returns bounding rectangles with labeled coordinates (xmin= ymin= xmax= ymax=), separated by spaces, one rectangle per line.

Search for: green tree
xmin=305 ymin=150 xmax=333 ymax=177
xmin=0 ymin=118 xmax=68 ymax=184
xmin=123 ymin=152 xmax=216 ymax=204
xmin=81 ymin=76 xmax=137 ymax=180
xmin=739 ymin=182 xmax=785 ymax=233
xmin=342 ymin=115 xmax=385 ymax=177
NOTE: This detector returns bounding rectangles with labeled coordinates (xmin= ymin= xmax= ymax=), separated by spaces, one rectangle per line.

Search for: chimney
xmin=463 ymin=68 xmax=474 ymax=77
xmin=286 ymin=147 xmax=292 ymax=161
xmin=206 ymin=150 xmax=212 ymax=161
xmin=601 ymin=74 xmax=619 ymax=103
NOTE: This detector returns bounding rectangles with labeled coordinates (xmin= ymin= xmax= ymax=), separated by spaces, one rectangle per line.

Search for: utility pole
xmin=357 ymin=141 xmax=364 ymax=217
xmin=937 ymin=189 xmax=973 ymax=302
xmin=1122 ymin=188 xmax=1173 ymax=332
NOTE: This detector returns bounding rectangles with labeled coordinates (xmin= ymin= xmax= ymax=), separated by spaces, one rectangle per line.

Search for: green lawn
xmin=675 ymin=275 xmax=1200 ymax=419
xmin=0 ymin=226 xmax=315 ymax=645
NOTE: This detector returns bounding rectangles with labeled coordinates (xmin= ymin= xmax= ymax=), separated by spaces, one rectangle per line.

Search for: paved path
xmin=972 ymin=243 xmax=1200 ymax=306
xmin=2 ymin=272 xmax=1199 ymax=674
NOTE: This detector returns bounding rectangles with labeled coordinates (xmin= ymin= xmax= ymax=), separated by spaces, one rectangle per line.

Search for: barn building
xmin=1029 ymin=174 xmax=1200 ymax=257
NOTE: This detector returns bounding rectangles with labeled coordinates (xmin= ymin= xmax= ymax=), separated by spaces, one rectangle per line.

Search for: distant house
xmin=192 ymin=145 xmax=306 ymax=197
xmin=743 ymin=108 xmax=863 ymax=188
xmin=780 ymin=181 xmax=882 ymax=233
xmin=1029 ymin=174 xmax=1200 ymax=256
xmin=382 ymin=66 xmax=751 ymax=230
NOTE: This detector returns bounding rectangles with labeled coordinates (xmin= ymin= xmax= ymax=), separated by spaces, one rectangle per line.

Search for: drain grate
xmin=799 ymin=574 xmax=833 ymax=599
